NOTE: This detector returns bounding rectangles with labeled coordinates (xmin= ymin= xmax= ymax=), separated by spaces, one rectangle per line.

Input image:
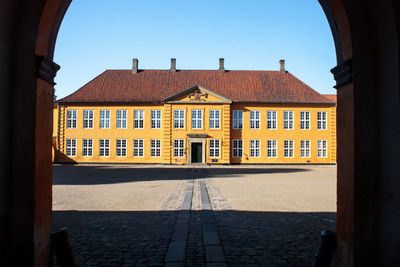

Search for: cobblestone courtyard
xmin=52 ymin=165 xmax=336 ymax=266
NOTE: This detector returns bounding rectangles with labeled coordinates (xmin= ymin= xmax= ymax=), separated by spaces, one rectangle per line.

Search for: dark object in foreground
xmin=51 ymin=228 xmax=77 ymax=267
xmin=312 ymin=230 xmax=336 ymax=267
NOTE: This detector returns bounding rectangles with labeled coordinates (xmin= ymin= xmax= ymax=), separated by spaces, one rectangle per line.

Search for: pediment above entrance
xmin=161 ymin=84 xmax=232 ymax=104
xmin=187 ymin=133 xmax=208 ymax=138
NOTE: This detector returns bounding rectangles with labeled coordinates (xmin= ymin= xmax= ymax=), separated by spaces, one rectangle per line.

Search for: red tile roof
xmin=322 ymin=94 xmax=337 ymax=103
xmin=59 ymin=70 xmax=334 ymax=104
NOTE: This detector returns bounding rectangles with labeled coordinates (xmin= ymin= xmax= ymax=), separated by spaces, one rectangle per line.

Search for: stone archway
xmin=0 ymin=0 xmax=399 ymax=266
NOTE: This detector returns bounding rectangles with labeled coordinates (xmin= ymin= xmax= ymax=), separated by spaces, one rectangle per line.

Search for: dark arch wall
xmin=0 ymin=0 xmax=399 ymax=266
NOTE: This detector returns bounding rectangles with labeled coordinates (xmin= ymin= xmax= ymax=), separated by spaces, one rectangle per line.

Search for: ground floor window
xmin=99 ymin=139 xmax=110 ymax=157
xmin=250 ymin=139 xmax=260 ymax=157
xmin=133 ymin=139 xmax=144 ymax=157
xmin=284 ymin=140 xmax=294 ymax=157
xmin=116 ymin=139 xmax=127 ymax=157
xmin=232 ymin=139 xmax=243 ymax=158
xmin=317 ymin=140 xmax=327 ymax=158
xmin=82 ymin=139 xmax=93 ymax=156
xmin=174 ymin=139 xmax=185 ymax=157
xmin=209 ymin=139 xmax=220 ymax=158
xmin=300 ymin=140 xmax=310 ymax=158
xmin=267 ymin=140 xmax=277 ymax=158
xmin=66 ymin=138 xmax=76 ymax=156
xmin=151 ymin=139 xmax=161 ymax=157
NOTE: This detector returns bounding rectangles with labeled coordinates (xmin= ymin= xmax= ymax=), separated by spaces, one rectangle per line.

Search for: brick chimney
xmin=219 ymin=58 xmax=225 ymax=72
xmin=170 ymin=58 xmax=176 ymax=72
xmin=279 ymin=59 xmax=285 ymax=73
xmin=132 ymin=58 xmax=138 ymax=74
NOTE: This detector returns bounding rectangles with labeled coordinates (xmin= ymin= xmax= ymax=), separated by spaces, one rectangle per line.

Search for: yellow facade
xmin=54 ymin=87 xmax=336 ymax=164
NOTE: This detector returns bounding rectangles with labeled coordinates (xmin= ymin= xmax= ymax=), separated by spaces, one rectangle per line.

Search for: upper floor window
xmin=250 ymin=110 xmax=260 ymax=129
xmin=134 ymin=110 xmax=144 ymax=129
xmin=82 ymin=139 xmax=93 ymax=156
xmin=232 ymin=139 xmax=243 ymax=158
xmin=191 ymin=109 xmax=203 ymax=129
xmin=151 ymin=139 xmax=161 ymax=157
xmin=233 ymin=110 xmax=243 ymax=129
xmin=267 ymin=140 xmax=277 ymax=158
xmin=267 ymin=111 xmax=277 ymax=129
xmin=173 ymin=139 xmax=185 ymax=157
xmin=284 ymin=140 xmax=294 ymax=157
xmin=283 ymin=111 xmax=294 ymax=129
xmin=300 ymin=111 xmax=310 ymax=130
xmin=300 ymin=140 xmax=310 ymax=158
xmin=100 ymin=110 xmax=110 ymax=129
xmin=174 ymin=110 xmax=185 ymax=129
xmin=317 ymin=140 xmax=328 ymax=158
xmin=133 ymin=139 xmax=144 ymax=157
xmin=66 ymin=138 xmax=76 ymax=156
xmin=116 ymin=110 xmax=127 ymax=129
xmin=151 ymin=110 xmax=162 ymax=129
xmin=209 ymin=110 xmax=220 ymax=129
xmin=209 ymin=139 xmax=220 ymax=158
xmin=317 ymin=111 xmax=327 ymax=130
xmin=99 ymin=139 xmax=110 ymax=157
xmin=66 ymin=110 xmax=77 ymax=128
xmin=250 ymin=139 xmax=260 ymax=157
xmin=116 ymin=139 xmax=127 ymax=157
xmin=83 ymin=110 xmax=93 ymax=129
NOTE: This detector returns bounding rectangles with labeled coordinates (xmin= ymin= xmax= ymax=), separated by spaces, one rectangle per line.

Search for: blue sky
xmin=54 ymin=0 xmax=337 ymax=99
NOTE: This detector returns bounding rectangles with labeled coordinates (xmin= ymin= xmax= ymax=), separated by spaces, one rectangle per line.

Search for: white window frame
xmin=151 ymin=139 xmax=161 ymax=157
xmin=66 ymin=138 xmax=76 ymax=156
xmin=134 ymin=110 xmax=144 ymax=129
xmin=209 ymin=110 xmax=220 ymax=129
xmin=300 ymin=111 xmax=310 ymax=130
xmin=284 ymin=140 xmax=294 ymax=158
xmin=66 ymin=110 xmax=77 ymax=128
xmin=83 ymin=110 xmax=94 ymax=129
xmin=267 ymin=111 xmax=277 ymax=129
xmin=100 ymin=110 xmax=110 ymax=129
xmin=151 ymin=110 xmax=162 ymax=129
xmin=133 ymin=139 xmax=144 ymax=157
xmin=116 ymin=139 xmax=127 ymax=157
xmin=82 ymin=139 xmax=93 ymax=157
xmin=232 ymin=139 xmax=243 ymax=158
xmin=284 ymin=111 xmax=294 ymax=130
xmin=250 ymin=110 xmax=260 ymax=129
xmin=250 ymin=139 xmax=260 ymax=158
xmin=173 ymin=139 xmax=185 ymax=157
xmin=116 ymin=110 xmax=127 ymax=129
xmin=191 ymin=109 xmax=203 ymax=129
xmin=318 ymin=140 xmax=328 ymax=158
xmin=174 ymin=110 xmax=185 ymax=129
xmin=300 ymin=140 xmax=311 ymax=158
xmin=232 ymin=110 xmax=243 ymax=129
xmin=99 ymin=139 xmax=110 ymax=157
xmin=317 ymin=111 xmax=327 ymax=130
xmin=209 ymin=139 xmax=220 ymax=158
xmin=267 ymin=140 xmax=277 ymax=158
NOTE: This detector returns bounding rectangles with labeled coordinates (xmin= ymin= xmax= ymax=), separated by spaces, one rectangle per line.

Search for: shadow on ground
xmin=52 ymin=210 xmax=335 ymax=266
xmin=53 ymin=166 xmax=311 ymax=185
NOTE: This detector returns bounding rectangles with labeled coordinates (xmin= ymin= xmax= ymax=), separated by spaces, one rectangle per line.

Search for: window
xmin=250 ymin=110 xmax=260 ymax=129
xmin=133 ymin=139 xmax=144 ymax=157
xmin=191 ymin=109 xmax=203 ymax=129
xmin=232 ymin=139 xmax=243 ymax=158
xmin=317 ymin=111 xmax=327 ymax=130
xmin=250 ymin=140 xmax=260 ymax=157
xmin=209 ymin=139 xmax=220 ymax=158
xmin=284 ymin=111 xmax=294 ymax=129
xmin=66 ymin=138 xmax=76 ymax=156
xmin=83 ymin=110 xmax=93 ymax=128
xmin=82 ymin=139 xmax=93 ymax=156
xmin=174 ymin=110 xmax=185 ymax=129
xmin=209 ymin=110 xmax=220 ymax=129
xmin=116 ymin=110 xmax=127 ymax=129
xmin=134 ymin=110 xmax=144 ymax=129
xmin=100 ymin=110 xmax=110 ymax=129
xmin=66 ymin=110 xmax=77 ymax=128
xmin=151 ymin=110 xmax=161 ymax=129
xmin=318 ymin=140 xmax=328 ymax=158
xmin=267 ymin=111 xmax=277 ymax=129
xmin=300 ymin=111 xmax=310 ymax=130
xmin=300 ymin=140 xmax=311 ymax=158
xmin=151 ymin=139 xmax=161 ymax=157
xmin=267 ymin=140 xmax=277 ymax=158
xmin=116 ymin=139 xmax=127 ymax=157
xmin=174 ymin=139 xmax=185 ymax=157
xmin=284 ymin=140 xmax=294 ymax=157
xmin=99 ymin=139 xmax=110 ymax=157
xmin=233 ymin=110 xmax=243 ymax=129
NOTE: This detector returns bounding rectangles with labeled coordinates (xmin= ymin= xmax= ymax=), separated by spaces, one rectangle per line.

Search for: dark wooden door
xmin=191 ymin=143 xmax=202 ymax=163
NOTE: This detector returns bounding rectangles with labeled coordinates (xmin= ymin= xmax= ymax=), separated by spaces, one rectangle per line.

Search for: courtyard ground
xmin=52 ymin=164 xmax=336 ymax=266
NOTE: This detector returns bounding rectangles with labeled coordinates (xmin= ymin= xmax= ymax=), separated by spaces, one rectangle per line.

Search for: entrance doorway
xmin=191 ymin=143 xmax=202 ymax=163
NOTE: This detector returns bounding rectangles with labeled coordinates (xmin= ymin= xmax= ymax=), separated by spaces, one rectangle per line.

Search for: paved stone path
xmin=52 ymin=165 xmax=336 ymax=266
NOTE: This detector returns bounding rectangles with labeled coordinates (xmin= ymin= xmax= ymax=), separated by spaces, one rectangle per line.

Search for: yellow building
xmin=53 ymin=59 xmax=336 ymax=164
